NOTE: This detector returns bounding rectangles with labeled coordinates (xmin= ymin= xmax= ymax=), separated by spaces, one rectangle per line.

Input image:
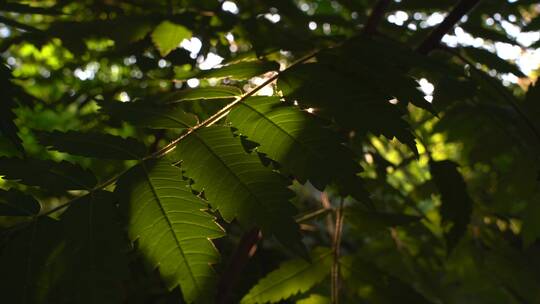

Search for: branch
xmin=331 ymin=200 xmax=344 ymax=304
xmin=216 ymin=228 xmax=262 ymax=304
xmin=363 ymin=0 xmax=392 ymax=35
xmin=416 ymin=0 xmax=481 ymax=54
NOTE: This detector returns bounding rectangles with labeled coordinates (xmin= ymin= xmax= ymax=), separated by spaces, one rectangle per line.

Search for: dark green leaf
xmin=0 ymin=188 xmax=40 ymax=216
xmin=101 ymin=101 xmax=198 ymax=129
xmin=36 ymin=130 xmax=147 ymax=160
xmin=195 ymin=60 xmax=280 ymax=80
xmin=54 ymin=191 xmax=129 ymax=303
xmin=0 ymin=217 xmax=65 ymax=304
xmin=0 ymin=157 xmax=97 ymax=191
xmin=429 ymin=160 xmax=473 ymax=253
xmin=462 ymin=47 xmax=525 ymax=77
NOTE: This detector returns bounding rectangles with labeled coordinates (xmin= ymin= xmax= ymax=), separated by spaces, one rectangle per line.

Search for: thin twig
xmin=416 ymin=0 xmax=481 ymax=54
xmin=331 ymin=199 xmax=344 ymax=304
xmin=217 ymin=228 xmax=262 ymax=304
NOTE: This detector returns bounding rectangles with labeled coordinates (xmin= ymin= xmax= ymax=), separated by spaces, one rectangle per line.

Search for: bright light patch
xmin=199 ymin=53 xmax=224 ymax=70
xmin=119 ymin=92 xmax=130 ymax=102
xmin=222 ymin=1 xmax=239 ymax=14
xmin=158 ymin=59 xmax=167 ymax=68
xmin=187 ymin=78 xmax=200 ymax=88
xmin=181 ymin=37 xmax=202 ymax=58
xmin=250 ymin=77 xmax=274 ymax=96
xmin=264 ymin=13 xmax=281 ymax=23
xmin=309 ymin=21 xmax=317 ymax=30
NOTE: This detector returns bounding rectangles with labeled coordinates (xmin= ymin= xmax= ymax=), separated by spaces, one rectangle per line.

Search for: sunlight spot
xmin=119 ymin=92 xmax=130 ymax=102
xmin=364 ymin=153 xmax=374 ymax=164
xmin=309 ymin=21 xmax=317 ymax=30
xmin=158 ymin=59 xmax=167 ymax=68
xmin=322 ymin=23 xmax=331 ymax=35
xmin=199 ymin=53 xmax=224 ymax=70
xmin=306 ymin=107 xmax=316 ymax=113
xmin=418 ymin=78 xmax=434 ymax=95
xmin=181 ymin=37 xmax=202 ymax=59
xmin=222 ymin=1 xmax=239 ymax=14
xmin=264 ymin=13 xmax=281 ymax=23
xmin=187 ymin=78 xmax=200 ymax=88
xmin=426 ymin=12 xmax=445 ymax=26
xmin=0 ymin=26 xmax=11 ymax=38
xmin=388 ymin=98 xmax=399 ymax=104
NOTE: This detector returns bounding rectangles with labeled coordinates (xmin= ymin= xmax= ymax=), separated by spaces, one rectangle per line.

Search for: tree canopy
xmin=1 ymin=0 xmax=540 ymax=303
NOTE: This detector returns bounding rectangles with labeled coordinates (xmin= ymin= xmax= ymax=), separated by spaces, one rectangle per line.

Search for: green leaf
xmin=278 ymin=63 xmax=418 ymax=155
xmin=240 ymin=247 xmax=332 ymax=304
xmin=175 ymin=126 xmax=306 ymax=257
xmin=0 ymin=65 xmax=24 ymax=154
xmin=195 ymin=60 xmax=280 ymax=80
xmin=36 ymin=130 xmax=147 ymax=160
xmin=101 ymin=101 xmax=198 ymax=129
xmin=164 ymin=86 xmax=242 ymax=102
xmin=462 ymin=47 xmax=525 ymax=77
xmin=116 ymin=160 xmax=223 ymax=303
xmin=521 ymin=193 xmax=540 ymax=247
xmin=296 ymin=294 xmax=330 ymax=304
xmin=228 ymin=96 xmax=370 ymax=203
xmin=0 ymin=157 xmax=97 ymax=191
xmin=345 ymin=206 xmax=420 ymax=233
xmin=54 ymin=191 xmax=129 ymax=304
xmin=340 ymin=256 xmax=432 ymax=304
xmin=0 ymin=188 xmax=40 ymax=216
xmin=429 ymin=160 xmax=473 ymax=253
xmin=0 ymin=217 xmax=65 ymax=304
xmin=151 ymin=21 xmax=191 ymax=57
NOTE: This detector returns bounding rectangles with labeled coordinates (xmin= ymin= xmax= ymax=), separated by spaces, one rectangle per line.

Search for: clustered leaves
xmin=1 ymin=0 xmax=540 ymax=303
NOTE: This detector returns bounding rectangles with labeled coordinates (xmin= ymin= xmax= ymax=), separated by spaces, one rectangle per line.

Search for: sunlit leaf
xmin=116 ymin=160 xmax=223 ymax=303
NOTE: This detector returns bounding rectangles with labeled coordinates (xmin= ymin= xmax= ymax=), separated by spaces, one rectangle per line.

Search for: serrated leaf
xmin=116 ymin=160 xmax=223 ymax=303
xmin=175 ymin=126 xmax=306 ymax=257
xmin=0 ymin=157 xmax=97 ymax=191
xmin=228 ymin=96 xmax=370 ymax=203
xmin=195 ymin=60 xmax=280 ymax=80
xmin=54 ymin=190 xmax=129 ymax=304
xmin=0 ymin=217 xmax=65 ymax=304
xmin=0 ymin=188 xmax=40 ymax=216
xmin=164 ymin=86 xmax=242 ymax=103
xmin=278 ymin=63 xmax=418 ymax=155
xmin=101 ymin=101 xmax=198 ymax=129
xmin=151 ymin=21 xmax=191 ymax=57
xmin=429 ymin=160 xmax=473 ymax=253
xmin=240 ymin=247 xmax=332 ymax=304
xmin=36 ymin=130 xmax=147 ymax=160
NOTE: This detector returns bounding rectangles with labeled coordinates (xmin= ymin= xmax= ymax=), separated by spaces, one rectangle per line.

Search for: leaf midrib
xmin=140 ymin=162 xmax=200 ymax=295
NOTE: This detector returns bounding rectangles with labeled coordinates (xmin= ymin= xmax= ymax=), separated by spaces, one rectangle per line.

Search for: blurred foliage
xmin=1 ymin=0 xmax=540 ymax=303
